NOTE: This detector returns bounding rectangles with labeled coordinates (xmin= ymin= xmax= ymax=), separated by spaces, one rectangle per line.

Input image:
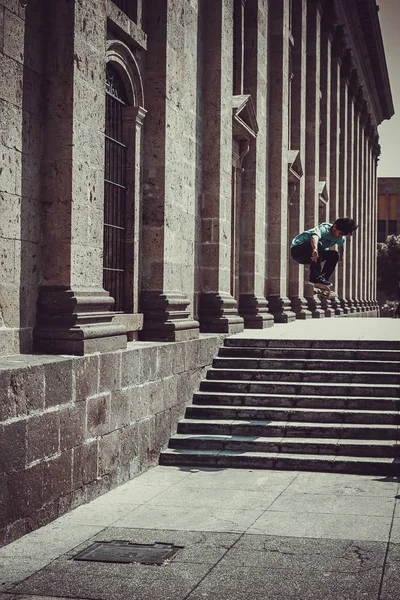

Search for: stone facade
xmin=0 ymin=0 xmax=394 ymax=543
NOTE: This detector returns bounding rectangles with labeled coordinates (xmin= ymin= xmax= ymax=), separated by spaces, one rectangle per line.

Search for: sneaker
xmin=310 ymin=276 xmax=332 ymax=287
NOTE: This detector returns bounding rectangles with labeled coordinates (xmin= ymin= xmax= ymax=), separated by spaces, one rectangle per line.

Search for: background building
xmin=0 ymin=0 xmax=394 ymax=544
xmin=377 ymin=177 xmax=400 ymax=242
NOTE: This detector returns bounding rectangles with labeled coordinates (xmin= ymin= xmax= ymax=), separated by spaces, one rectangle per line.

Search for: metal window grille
xmin=103 ymin=65 xmax=128 ymax=312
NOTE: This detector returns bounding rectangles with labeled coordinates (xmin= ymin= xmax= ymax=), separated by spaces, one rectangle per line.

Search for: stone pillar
xmin=288 ymin=0 xmax=311 ymax=320
xmin=372 ymin=135 xmax=380 ymax=310
xmin=198 ymin=0 xmax=244 ymax=333
xmin=351 ymin=88 xmax=361 ymax=312
xmin=266 ymin=0 xmax=295 ymax=323
xmin=238 ymin=0 xmax=274 ymax=328
xmin=358 ymin=104 xmax=369 ymax=311
xmin=140 ymin=0 xmax=200 ymax=341
xmin=343 ymin=68 xmax=357 ymax=313
xmin=328 ymin=27 xmax=344 ymax=316
xmin=303 ymin=0 xmax=324 ymax=318
xmin=337 ymin=52 xmax=350 ymax=313
xmin=317 ymin=12 xmax=334 ymax=317
xmin=34 ymin=0 xmax=127 ymax=355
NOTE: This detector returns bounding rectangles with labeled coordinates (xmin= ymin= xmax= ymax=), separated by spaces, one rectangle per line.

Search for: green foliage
xmin=377 ymin=235 xmax=400 ymax=298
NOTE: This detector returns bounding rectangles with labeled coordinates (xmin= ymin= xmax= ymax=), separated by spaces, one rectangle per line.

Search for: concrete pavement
xmin=1 ymin=317 xmax=400 ymax=600
xmin=1 ymin=465 xmax=399 ymax=600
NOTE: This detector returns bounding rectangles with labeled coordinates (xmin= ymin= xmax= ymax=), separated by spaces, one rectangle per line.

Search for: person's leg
xmin=291 ymin=242 xmax=322 ymax=282
xmin=320 ymin=249 xmax=339 ymax=280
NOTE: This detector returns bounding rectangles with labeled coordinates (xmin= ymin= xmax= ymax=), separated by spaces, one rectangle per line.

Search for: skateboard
xmin=313 ymin=284 xmax=338 ymax=300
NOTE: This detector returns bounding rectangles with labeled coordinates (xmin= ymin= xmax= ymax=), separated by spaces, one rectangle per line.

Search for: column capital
xmin=340 ymin=49 xmax=353 ymax=82
xmin=354 ymin=87 xmax=365 ymax=116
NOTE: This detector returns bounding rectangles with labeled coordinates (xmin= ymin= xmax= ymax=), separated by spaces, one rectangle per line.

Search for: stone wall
xmin=0 ymin=333 xmax=223 ymax=546
xmin=0 ymin=0 xmax=45 ymax=355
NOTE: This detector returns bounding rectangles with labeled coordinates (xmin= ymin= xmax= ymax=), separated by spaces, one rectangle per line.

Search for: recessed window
xmin=111 ymin=0 xmax=138 ymax=22
xmin=103 ymin=65 xmax=128 ymax=312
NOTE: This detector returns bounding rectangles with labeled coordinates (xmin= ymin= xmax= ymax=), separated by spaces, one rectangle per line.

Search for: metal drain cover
xmin=73 ymin=541 xmax=183 ymax=565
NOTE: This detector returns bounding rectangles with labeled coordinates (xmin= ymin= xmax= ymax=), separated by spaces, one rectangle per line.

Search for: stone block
xmin=128 ymin=384 xmax=151 ymax=422
xmin=0 ymin=53 xmax=23 ymax=107
xmin=3 ymin=7 xmax=24 ymax=64
xmin=0 ymin=237 xmax=15 ymax=281
xmin=171 ymin=341 xmax=186 ymax=374
xmin=185 ymin=339 xmax=200 ymax=370
xmin=0 ymin=419 xmax=26 ymax=475
xmin=163 ymin=375 xmax=178 ymax=409
xmin=120 ymin=423 xmax=139 ymax=465
xmin=7 ymin=462 xmax=43 ymax=520
xmin=60 ymin=403 xmax=86 ymax=451
xmin=99 ymin=351 xmax=122 ymax=392
xmin=139 ymin=345 xmax=158 ymax=383
xmin=121 ymin=347 xmax=140 ymax=387
xmin=149 ymin=410 xmax=171 ymax=456
xmin=86 ymin=392 xmax=111 ymax=438
xmin=148 ymin=379 xmax=165 ymax=414
xmin=44 ymin=359 xmax=73 ymax=408
xmin=156 ymin=343 xmax=174 ymax=378
xmin=27 ymin=411 xmax=60 ymax=463
xmin=42 ymin=450 xmax=73 ymax=504
xmin=110 ymin=388 xmax=130 ymax=430
xmin=0 ymin=474 xmax=11 ymax=528
xmin=73 ymin=354 xmax=99 ymax=402
xmin=5 ymin=363 xmax=45 ymax=418
xmin=98 ymin=430 xmax=121 ymax=476
xmin=72 ymin=441 xmax=98 ymax=490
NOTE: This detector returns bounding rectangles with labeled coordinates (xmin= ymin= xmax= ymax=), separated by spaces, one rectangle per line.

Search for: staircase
xmin=160 ymin=337 xmax=400 ymax=475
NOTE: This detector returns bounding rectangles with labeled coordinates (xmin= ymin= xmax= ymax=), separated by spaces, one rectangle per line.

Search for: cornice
xmin=333 ymin=0 xmax=393 ymax=126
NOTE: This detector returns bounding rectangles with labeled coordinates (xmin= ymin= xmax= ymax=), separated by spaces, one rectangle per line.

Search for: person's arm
xmin=310 ymin=234 xmax=319 ymax=262
xmin=338 ymin=246 xmax=344 ymax=262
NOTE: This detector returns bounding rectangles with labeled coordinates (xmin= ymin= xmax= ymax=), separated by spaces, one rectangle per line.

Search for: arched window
xmin=103 ymin=64 xmax=128 ymax=312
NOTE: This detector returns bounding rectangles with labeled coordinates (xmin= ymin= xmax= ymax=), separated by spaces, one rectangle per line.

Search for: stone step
xmin=199 ymin=379 xmax=400 ymax=398
xmin=160 ymin=448 xmax=398 ymax=476
xmin=213 ymin=356 xmax=400 ymax=373
xmin=168 ymin=433 xmax=398 ymax=458
xmin=206 ymin=367 xmax=400 ymax=385
xmin=193 ymin=391 xmax=400 ymax=411
xmin=224 ymin=338 xmax=400 ymax=351
xmin=186 ymin=404 xmax=400 ymax=425
xmin=218 ymin=347 xmax=400 ymax=361
xmin=177 ymin=418 xmax=399 ymax=440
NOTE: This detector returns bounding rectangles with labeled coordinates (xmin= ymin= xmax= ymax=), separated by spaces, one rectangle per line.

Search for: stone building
xmin=377 ymin=177 xmax=400 ymax=242
xmin=0 ymin=0 xmax=394 ymax=543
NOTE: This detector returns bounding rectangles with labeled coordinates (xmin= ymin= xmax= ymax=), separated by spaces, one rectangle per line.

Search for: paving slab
xmin=112 ymin=504 xmax=264 ymax=532
xmin=284 ymin=470 xmax=400 ymax=497
xmin=247 ymin=510 xmax=393 ymax=542
xmin=266 ymin=492 xmax=395 ymax=517
xmin=231 ymin=317 xmax=400 ymax=341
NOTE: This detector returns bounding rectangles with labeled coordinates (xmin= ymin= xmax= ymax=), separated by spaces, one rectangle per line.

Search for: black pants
xmin=291 ymin=241 xmax=339 ymax=281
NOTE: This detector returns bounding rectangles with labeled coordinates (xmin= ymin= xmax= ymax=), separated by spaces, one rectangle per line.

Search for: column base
xmin=199 ymin=292 xmax=244 ymax=333
xmin=290 ymin=296 xmax=312 ymax=320
xmin=139 ymin=291 xmax=199 ymax=341
xmin=238 ymin=294 xmax=274 ymax=328
xmin=34 ymin=286 xmax=127 ymax=355
xmin=267 ymin=295 xmax=296 ymax=323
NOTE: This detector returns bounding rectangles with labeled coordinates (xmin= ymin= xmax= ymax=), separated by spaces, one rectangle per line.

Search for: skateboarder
xmin=290 ymin=218 xmax=358 ymax=290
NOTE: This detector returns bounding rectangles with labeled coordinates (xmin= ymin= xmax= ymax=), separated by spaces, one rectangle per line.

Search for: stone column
xmin=328 ymin=27 xmax=344 ymax=316
xmin=351 ymin=88 xmax=361 ymax=312
xmin=372 ymin=135 xmax=380 ymax=310
xmin=34 ymin=0 xmax=127 ymax=355
xmin=238 ymin=0 xmax=274 ymax=328
xmin=288 ymin=0 xmax=311 ymax=319
xmin=266 ymin=0 xmax=295 ymax=323
xmin=358 ymin=104 xmax=369 ymax=311
xmin=343 ymin=69 xmax=357 ymax=313
xmin=140 ymin=0 xmax=200 ymax=341
xmin=337 ymin=54 xmax=350 ymax=312
xmin=198 ymin=0 xmax=244 ymax=333
xmin=303 ymin=0 xmax=324 ymax=318
xmin=317 ymin=12 xmax=334 ymax=317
